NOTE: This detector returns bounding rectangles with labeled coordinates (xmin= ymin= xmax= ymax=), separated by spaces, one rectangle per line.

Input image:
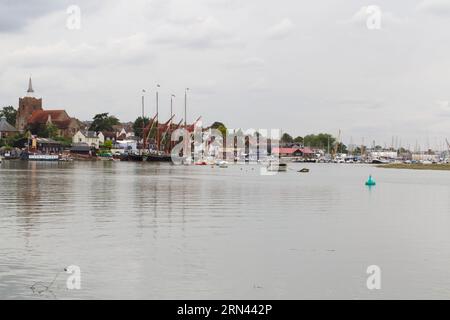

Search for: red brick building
xmin=15 ymin=78 xmax=80 ymax=138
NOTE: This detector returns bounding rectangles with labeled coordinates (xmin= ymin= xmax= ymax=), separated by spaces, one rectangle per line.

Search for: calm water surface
xmin=1 ymin=160 xmax=450 ymax=299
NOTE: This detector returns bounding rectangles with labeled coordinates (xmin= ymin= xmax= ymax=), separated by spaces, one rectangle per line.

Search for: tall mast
xmin=156 ymin=84 xmax=160 ymax=151
xmin=170 ymin=94 xmax=175 ymax=120
xmin=141 ymin=89 xmax=146 ymax=155
xmin=184 ymin=88 xmax=189 ymax=128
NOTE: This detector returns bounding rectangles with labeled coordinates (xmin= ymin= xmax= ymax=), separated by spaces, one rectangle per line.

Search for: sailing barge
xmin=140 ymin=113 xmax=202 ymax=162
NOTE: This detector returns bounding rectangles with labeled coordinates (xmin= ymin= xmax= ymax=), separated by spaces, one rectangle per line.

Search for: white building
xmin=118 ymin=128 xmax=134 ymax=139
xmin=412 ymin=153 xmax=439 ymax=162
xmin=72 ymin=130 xmax=105 ymax=149
xmin=369 ymin=151 xmax=398 ymax=159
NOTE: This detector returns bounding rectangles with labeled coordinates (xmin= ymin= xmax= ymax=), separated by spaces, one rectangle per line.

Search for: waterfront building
xmin=15 ymin=78 xmax=80 ymax=137
xmin=31 ymin=137 xmax=63 ymax=154
xmin=112 ymin=123 xmax=134 ymax=139
xmin=101 ymin=131 xmax=117 ymax=142
xmin=72 ymin=130 xmax=105 ymax=149
xmin=27 ymin=110 xmax=81 ymax=138
xmin=70 ymin=143 xmax=92 ymax=155
xmin=412 ymin=153 xmax=439 ymax=163
xmin=369 ymin=151 xmax=398 ymax=160
xmin=0 ymin=116 xmax=19 ymax=139
xmin=272 ymin=147 xmax=315 ymax=159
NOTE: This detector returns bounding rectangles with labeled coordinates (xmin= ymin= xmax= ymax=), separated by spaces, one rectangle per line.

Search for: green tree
xmin=27 ymin=122 xmax=58 ymax=138
xmin=42 ymin=123 xmax=58 ymax=138
xmin=3 ymin=133 xmax=27 ymax=148
xmin=89 ymin=113 xmax=120 ymax=132
xmin=0 ymin=106 xmax=17 ymax=126
xmin=294 ymin=136 xmax=304 ymax=144
xmin=133 ymin=116 xmax=150 ymax=138
xmin=280 ymin=133 xmax=294 ymax=144
xmin=102 ymin=140 xmax=113 ymax=149
xmin=304 ymin=133 xmax=336 ymax=150
xmin=54 ymin=136 xmax=72 ymax=148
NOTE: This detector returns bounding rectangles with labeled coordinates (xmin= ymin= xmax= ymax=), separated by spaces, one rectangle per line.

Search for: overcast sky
xmin=1 ymin=0 xmax=450 ymax=148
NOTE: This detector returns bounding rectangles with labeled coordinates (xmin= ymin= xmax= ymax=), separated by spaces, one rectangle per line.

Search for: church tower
xmin=16 ymin=77 xmax=43 ymax=131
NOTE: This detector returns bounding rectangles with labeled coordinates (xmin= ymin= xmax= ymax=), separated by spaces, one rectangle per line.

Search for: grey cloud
xmin=150 ymin=16 xmax=239 ymax=49
xmin=417 ymin=0 xmax=450 ymax=16
xmin=226 ymin=57 xmax=266 ymax=69
xmin=0 ymin=0 xmax=69 ymax=32
xmin=1 ymin=33 xmax=154 ymax=69
xmin=336 ymin=99 xmax=385 ymax=110
xmin=266 ymin=18 xmax=295 ymax=40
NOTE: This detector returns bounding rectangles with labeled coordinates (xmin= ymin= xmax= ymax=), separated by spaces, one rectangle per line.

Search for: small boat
xmin=267 ymin=161 xmax=287 ymax=172
xmin=98 ymin=152 xmax=113 ymax=161
xmin=195 ymin=161 xmax=208 ymax=166
xmin=99 ymin=156 xmax=113 ymax=161
xmin=372 ymin=158 xmax=389 ymax=164
xmin=147 ymin=153 xmax=172 ymax=162
xmin=218 ymin=161 xmax=228 ymax=168
xmin=298 ymin=168 xmax=309 ymax=173
xmin=125 ymin=153 xmax=145 ymax=162
xmin=58 ymin=156 xmax=73 ymax=162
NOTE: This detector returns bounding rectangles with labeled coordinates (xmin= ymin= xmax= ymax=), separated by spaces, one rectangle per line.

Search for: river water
xmin=1 ymin=160 xmax=450 ymax=299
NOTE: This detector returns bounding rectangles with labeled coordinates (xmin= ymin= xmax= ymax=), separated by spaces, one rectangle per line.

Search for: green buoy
xmin=365 ymin=175 xmax=376 ymax=186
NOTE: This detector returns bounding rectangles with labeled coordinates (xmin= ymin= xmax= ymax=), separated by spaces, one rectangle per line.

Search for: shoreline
xmin=377 ymin=163 xmax=450 ymax=171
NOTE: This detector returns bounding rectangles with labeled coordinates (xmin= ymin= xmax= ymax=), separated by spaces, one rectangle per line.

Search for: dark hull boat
xmin=147 ymin=154 xmax=172 ymax=162
xmin=122 ymin=154 xmax=144 ymax=162
xmin=371 ymin=159 xmax=389 ymax=164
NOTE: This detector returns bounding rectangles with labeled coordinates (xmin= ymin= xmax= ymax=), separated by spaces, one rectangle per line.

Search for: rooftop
xmin=80 ymin=130 xmax=99 ymax=138
xmin=0 ymin=116 xmax=19 ymax=132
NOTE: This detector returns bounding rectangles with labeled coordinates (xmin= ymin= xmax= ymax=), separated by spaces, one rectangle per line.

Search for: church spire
xmin=27 ymin=77 xmax=34 ymax=94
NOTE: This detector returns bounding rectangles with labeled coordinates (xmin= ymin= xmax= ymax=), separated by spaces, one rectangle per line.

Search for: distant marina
xmin=2 ymin=78 xmax=450 ymax=170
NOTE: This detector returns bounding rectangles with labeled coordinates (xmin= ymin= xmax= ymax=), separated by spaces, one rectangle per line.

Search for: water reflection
xmin=2 ymin=161 xmax=450 ymax=299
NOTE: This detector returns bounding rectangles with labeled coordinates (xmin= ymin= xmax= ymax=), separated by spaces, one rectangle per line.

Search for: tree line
xmin=281 ymin=132 xmax=348 ymax=153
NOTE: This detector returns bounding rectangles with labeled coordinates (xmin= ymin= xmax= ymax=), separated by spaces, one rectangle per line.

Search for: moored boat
xmin=147 ymin=153 xmax=172 ymax=162
xmin=26 ymin=154 xmax=59 ymax=161
xmin=267 ymin=161 xmax=287 ymax=172
xmin=218 ymin=161 xmax=228 ymax=168
xmin=98 ymin=152 xmax=114 ymax=161
xmin=372 ymin=158 xmax=389 ymax=164
xmin=123 ymin=153 xmax=145 ymax=162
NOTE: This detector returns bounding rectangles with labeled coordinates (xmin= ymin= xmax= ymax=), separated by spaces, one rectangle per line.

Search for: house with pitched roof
xmin=0 ymin=116 xmax=19 ymax=139
xmin=271 ymin=147 xmax=315 ymax=159
xmin=72 ymin=130 xmax=105 ymax=149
